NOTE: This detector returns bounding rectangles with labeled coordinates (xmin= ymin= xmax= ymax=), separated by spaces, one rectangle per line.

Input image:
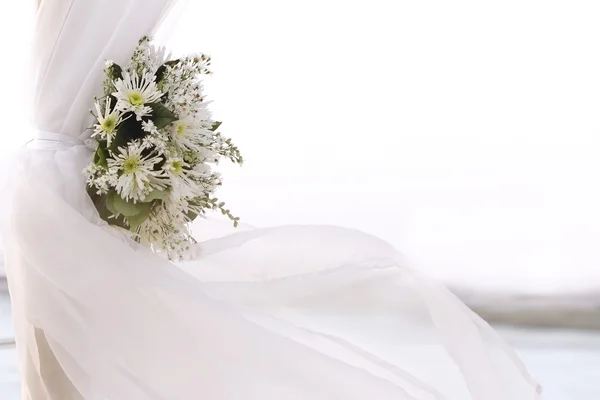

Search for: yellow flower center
xmin=102 ymin=117 xmax=117 ymax=133
xmin=171 ymin=160 xmax=183 ymax=175
xmin=176 ymin=124 xmax=186 ymax=136
xmin=128 ymin=92 xmax=144 ymax=106
xmin=123 ymin=157 xmax=139 ymax=173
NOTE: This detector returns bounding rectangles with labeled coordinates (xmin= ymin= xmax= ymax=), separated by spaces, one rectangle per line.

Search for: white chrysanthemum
xmin=171 ymin=118 xmax=212 ymax=153
xmin=92 ymin=97 xmax=126 ymax=146
xmin=113 ymin=71 xmax=163 ymax=120
xmin=108 ymin=142 xmax=164 ymax=202
xmin=163 ymin=157 xmax=201 ymax=200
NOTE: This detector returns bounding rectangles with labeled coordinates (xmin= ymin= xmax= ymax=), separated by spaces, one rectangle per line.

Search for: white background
xmin=3 ymin=0 xmax=600 ymax=294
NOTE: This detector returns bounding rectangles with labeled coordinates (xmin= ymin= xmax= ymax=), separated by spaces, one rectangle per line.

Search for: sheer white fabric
xmin=2 ymin=0 xmax=542 ymax=399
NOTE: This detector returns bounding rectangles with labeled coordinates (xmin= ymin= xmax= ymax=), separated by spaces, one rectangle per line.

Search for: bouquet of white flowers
xmin=85 ymin=36 xmax=242 ymax=259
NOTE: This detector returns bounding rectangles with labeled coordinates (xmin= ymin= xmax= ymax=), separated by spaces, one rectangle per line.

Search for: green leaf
xmin=107 ymin=192 xmax=141 ymax=217
xmin=155 ymin=66 xmax=167 ymax=84
xmin=143 ymin=189 xmax=168 ymax=202
xmin=148 ymin=102 xmax=177 ymax=129
xmin=110 ymin=114 xmax=144 ymax=151
xmin=88 ymin=191 xmax=128 ymax=229
xmin=165 ymin=60 xmax=181 ymax=67
xmin=110 ymin=63 xmax=123 ymax=80
xmin=108 ymin=94 xmax=118 ymax=110
xmin=155 ymin=59 xmax=180 ymax=83
xmin=126 ymin=202 xmax=153 ymax=230
xmin=88 ymin=188 xmax=111 ymax=220
xmin=210 ymin=121 xmax=222 ymax=131
xmin=93 ymin=145 xmax=109 ymax=169
xmin=105 ymin=192 xmax=119 ymax=216
xmin=186 ymin=210 xmax=199 ymax=222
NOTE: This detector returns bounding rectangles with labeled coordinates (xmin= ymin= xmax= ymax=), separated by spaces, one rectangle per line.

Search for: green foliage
xmin=94 ymin=189 xmax=155 ymax=231
xmin=125 ymin=202 xmax=153 ymax=230
xmin=108 ymin=63 xmax=123 ymax=80
xmin=87 ymin=188 xmax=129 ymax=229
xmin=204 ymin=198 xmax=240 ymax=227
xmin=110 ymin=113 xmax=144 ymax=151
xmin=143 ymin=189 xmax=168 ymax=202
xmin=185 ymin=209 xmax=199 ymax=222
xmin=105 ymin=192 xmax=119 ymax=216
xmin=214 ymin=132 xmax=243 ymax=165
xmin=93 ymin=142 xmax=109 ymax=169
xmin=148 ymin=102 xmax=177 ymax=129
xmin=155 ymin=59 xmax=181 ymax=83
xmin=107 ymin=191 xmax=141 ymax=217
xmin=107 ymin=94 xmax=118 ymax=110
xmin=210 ymin=121 xmax=222 ymax=131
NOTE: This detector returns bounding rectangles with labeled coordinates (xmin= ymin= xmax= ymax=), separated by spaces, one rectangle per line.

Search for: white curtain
xmin=0 ymin=1 xmax=36 ymax=278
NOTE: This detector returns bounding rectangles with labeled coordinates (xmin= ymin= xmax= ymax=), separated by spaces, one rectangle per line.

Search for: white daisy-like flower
xmin=108 ymin=142 xmax=165 ymax=202
xmin=113 ymin=71 xmax=163 ymax=120
xmin=171 ymin=118 xmax=212 ymax=153
xmin=163 ymin=157 xmax=200 ymax=200
xmin=92 ymin=97 xmax=126 ymax=147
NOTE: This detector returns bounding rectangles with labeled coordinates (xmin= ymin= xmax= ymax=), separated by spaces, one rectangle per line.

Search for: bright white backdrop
xmin=3 ymin=0 xmax=600 ymax=295
xmin=167 ymin=0 xmax=600 ymax=294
